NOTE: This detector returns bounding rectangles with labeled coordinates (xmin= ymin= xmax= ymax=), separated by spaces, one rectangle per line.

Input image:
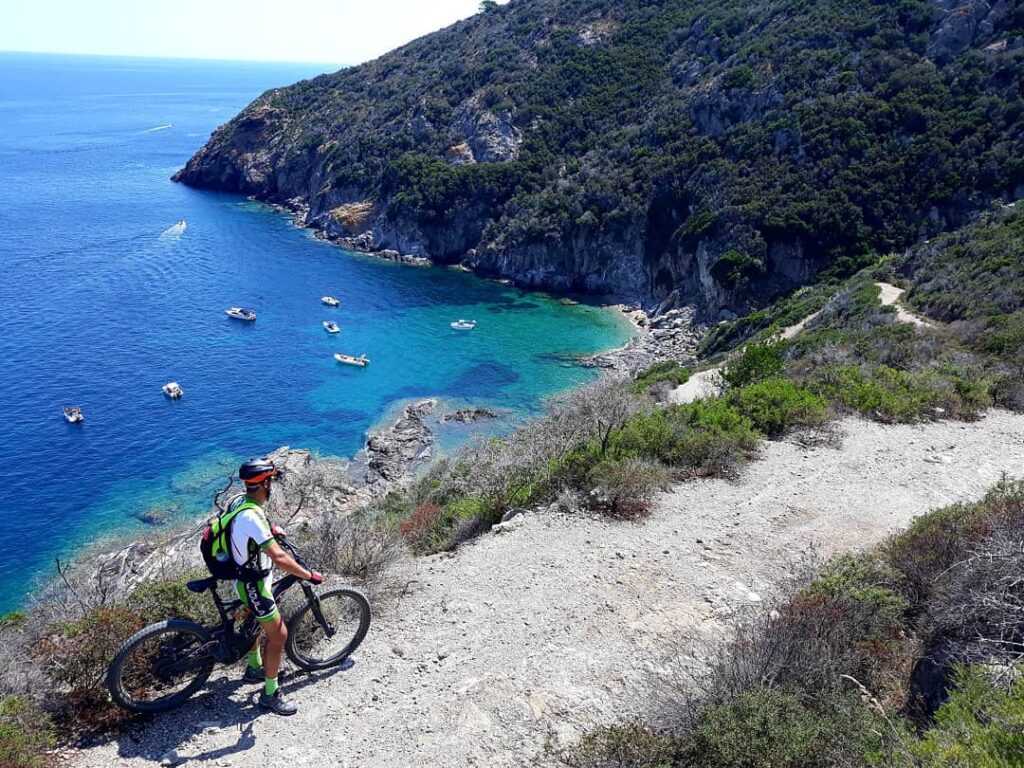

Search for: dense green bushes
xmin=726 ymin=378 xmax=828 ymax=437
xmin=675 ymin=689 xmax=892 ymax=768
xmin=902 ymin=668 xmax=1024 ymax=767
xmin=805 ymin=364 xmax=990 ymax=423
xmin=607 ymin=400 xmax=762 ymax=477
xmin=721 ymin=340 xmax=787 ymax=389
xmin=0 ymin=696 xmax=55 ymax=768
xmin=131 ymin=570 xmax=219 ymax=625
xmin=896 ymin=206 xmax=1024 ymax=324
xmin=631 ymin=361 xmax=690 ymax=394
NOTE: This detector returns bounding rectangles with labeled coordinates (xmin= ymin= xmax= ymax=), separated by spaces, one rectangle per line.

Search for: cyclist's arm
xmin=264 ymin=541 xmax=314 ymax=580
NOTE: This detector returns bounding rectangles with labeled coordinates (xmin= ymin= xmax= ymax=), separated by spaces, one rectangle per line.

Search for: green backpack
xmin=199 ymin=496 xmax=269 ymax=581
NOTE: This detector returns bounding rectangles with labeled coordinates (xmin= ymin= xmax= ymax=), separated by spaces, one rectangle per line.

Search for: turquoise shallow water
xmin=0 ymin=53 xmax=632 ymax=613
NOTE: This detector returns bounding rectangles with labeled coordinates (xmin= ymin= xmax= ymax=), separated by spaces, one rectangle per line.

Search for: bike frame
xmin=196 ymin=540 xmax=331 ymax=665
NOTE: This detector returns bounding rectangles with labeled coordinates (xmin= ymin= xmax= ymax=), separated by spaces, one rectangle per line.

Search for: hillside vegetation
xmin=177 ymin=0 xmax=1023 ymax=314
xmin=3 ymin=208 xmax=1021 ymax=762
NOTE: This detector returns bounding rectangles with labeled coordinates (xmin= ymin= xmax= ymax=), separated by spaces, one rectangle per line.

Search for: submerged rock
xmin=439 ymin=408 xmax=500 ymax=424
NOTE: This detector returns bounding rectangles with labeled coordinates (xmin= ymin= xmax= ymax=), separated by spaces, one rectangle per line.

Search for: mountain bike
xmin=106 ymin=539 xmax=371 ymax=713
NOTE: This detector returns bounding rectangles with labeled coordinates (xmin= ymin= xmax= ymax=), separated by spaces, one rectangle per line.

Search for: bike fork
xmin=302 ymin=584 xmax=336 ymax=638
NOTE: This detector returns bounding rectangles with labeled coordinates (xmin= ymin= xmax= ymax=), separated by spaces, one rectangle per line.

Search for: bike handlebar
xmin=277 ymin=536 xmax=314 ymax=573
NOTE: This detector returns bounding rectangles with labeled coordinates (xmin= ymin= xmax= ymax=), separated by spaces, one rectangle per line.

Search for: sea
xmin=0 ymin=52 xmax=632 ymax=614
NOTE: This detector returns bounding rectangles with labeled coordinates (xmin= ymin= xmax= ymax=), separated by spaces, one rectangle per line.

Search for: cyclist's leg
xmin=237 ymin=578 xmax=283 ymax=679
xmin=262 ymin=613 xmax=287 ymax=683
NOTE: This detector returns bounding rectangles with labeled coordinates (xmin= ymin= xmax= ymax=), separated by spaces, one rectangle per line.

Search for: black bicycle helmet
xmin=239 ymin=457 xmax=276 ymax=487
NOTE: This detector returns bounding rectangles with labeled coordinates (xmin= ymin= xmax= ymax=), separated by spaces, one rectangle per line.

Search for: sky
xmin=1 ymin=0 xmax=503 ymax=66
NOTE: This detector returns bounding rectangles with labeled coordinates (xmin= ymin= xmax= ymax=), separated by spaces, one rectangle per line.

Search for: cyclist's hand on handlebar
xmin=271 ymin=523 xmax=287 ymax=540
xmin=307 ymin=570 xmax=324 ymax=585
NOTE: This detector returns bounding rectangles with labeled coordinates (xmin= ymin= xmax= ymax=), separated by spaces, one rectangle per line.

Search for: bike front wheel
xmin=107 ymin=619 xmax=215 ymax=713
xmin=285 ymin=586 xmax=371 ymax=670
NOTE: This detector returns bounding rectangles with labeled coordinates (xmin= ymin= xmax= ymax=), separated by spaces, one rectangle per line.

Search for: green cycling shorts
xmin=236 ymin=577 xmax=279 ymax=624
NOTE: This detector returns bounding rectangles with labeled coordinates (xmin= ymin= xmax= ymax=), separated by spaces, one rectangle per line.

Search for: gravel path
xmin=68 ymin=411 xmax=1024 ymax=768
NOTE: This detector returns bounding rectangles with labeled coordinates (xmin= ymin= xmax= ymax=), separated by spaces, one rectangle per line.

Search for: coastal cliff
xmin=175 ymin=0 xmax=1024 ymax=317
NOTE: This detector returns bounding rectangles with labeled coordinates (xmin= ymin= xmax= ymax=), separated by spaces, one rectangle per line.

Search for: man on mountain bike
xmin=233 ymin=457 xmax=323 ymax=716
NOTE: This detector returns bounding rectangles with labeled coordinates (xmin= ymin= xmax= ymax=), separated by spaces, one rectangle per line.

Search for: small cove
xmin=0 ymin=53 xmax=633 ymax=612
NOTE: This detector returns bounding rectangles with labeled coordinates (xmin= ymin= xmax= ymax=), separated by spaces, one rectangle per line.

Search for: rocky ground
xmin=589 ymin=306 xmax=703 ymax=374
xmin=67 ymin=409 xmax=1024 ymax=768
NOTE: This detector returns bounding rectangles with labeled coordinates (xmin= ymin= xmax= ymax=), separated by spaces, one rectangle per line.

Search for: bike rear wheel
xmin=285 ymin=587 xmax=371 ymax=670
xmin=107 ymin=620 xmax=215 ymax=713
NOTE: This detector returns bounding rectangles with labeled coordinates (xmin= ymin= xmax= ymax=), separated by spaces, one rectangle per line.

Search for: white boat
xmin=450 ymin=319 xmax=477 ymax=330
xmin=176 ymin=219 xmax=186 ymax=229
xmin=162 ymin=382 xmax=184 ymax=399
xmin=62 ymin=406 xmax=84 ymax=424
xmin=334 ymin=353 xmax=369 ymax=367
xmin=225 ymin=307 xmax=257 ymax=321
xmin=321 ymin=296 xmax=340 ymax=307
xmin=323 ymin=321 xmax=340 ymax=334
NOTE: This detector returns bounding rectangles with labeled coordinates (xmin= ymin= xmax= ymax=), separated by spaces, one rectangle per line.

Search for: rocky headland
xmin=172 ymin=0 xmax=1021 ymax=320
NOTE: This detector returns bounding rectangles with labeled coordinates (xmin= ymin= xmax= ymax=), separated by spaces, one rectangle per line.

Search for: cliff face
xmin=175 ymin=0 xmax=1024 ymax=317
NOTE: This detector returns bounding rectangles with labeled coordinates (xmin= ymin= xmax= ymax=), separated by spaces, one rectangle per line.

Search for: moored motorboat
xmin=162 ymin=382 xmax=184 ymax=399
xmin=62 ymin=405 xmax=84 ymax=423
xmin=225 ymin=307 xmax=257 ymax=321
xmin=321 ymin=296 xmax=340 ymax=307
xmin=323 ymin=321 xmax=340 ymax=334
xmin=450 ymin=319 xmax=477 ymax=330
xmin=334 ymin=353 xmax=369 ymax=367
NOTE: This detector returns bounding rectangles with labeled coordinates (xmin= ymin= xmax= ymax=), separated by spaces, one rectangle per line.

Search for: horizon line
xmin=0 ymin=48 xmax=349 ymax=69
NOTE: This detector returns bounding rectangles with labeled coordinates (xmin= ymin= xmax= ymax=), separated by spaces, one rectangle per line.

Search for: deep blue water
xmin=0 ymin=53 xmax=631 ymax=613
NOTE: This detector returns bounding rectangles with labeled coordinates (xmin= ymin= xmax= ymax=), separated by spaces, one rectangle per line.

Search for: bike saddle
xmin=186 ymin=577 xmax=219 ymax=593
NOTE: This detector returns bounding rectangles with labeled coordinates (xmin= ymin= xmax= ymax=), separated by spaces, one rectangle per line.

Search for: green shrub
xmin=904 ymin=667 xmax=1024 ymax=767
xmin=34 ymin=607 xmax=143 ymax=723
xmin=807 ymin=555 xmax=907 ymax=626
xmin=803 ymin=555 xmax=910 ymax=691
xmin=727 ymin=378 xmax=829 ymax=437
xmin=604 ymin=399 xmax=761 ymax=478
xmin=607 ymin=411 xmax=674 ymax=460
xmin=552 ymin=722 xmax=679 ymax=768
xmin=547 ymin=444 xmax=603 ymax=492
xmin=807 ymin=364 xmax=975 ymax=423
xmin=676 ymin=688 xmax=890 ymax=767
xmin=444 ymin=495 xmax=490 ymax=524
xmin=586 ymin=457 xmax=668 ymax=519
xmin=721 ymin=65 xmax=755 ymax=90
xmin=632 ymin=361 xmax=690 ymax=394
xmin=663 ymin=400 xmax=762 ymax=477
xmin=0 ymin=696 xmax=55 ymax=768
xmin=711 ymin=250 xmax=764 ymax=290
xmin=976 ymin=312 xmax=1024 ymax=359
xmin=884 ymin=479 xmax=1024 ymax=609
xmin=722 ymin=341 xmax=787 ymax=389
xmin=131 ymin=570 xmax=219 ymax=625
xmin=0 ymin=611 xmax=26 ymax=629
xmin=398 ymin=502 xmax=451 ymax=554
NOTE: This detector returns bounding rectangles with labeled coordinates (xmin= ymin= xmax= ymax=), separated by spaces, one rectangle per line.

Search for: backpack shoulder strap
xmin=210 ymin=499 xmax=261 ymax=558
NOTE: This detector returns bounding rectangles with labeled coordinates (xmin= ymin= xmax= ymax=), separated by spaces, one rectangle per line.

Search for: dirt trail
xmin=876 ymin=282 xmax=933 ymax=327
xmin=669 ymin=308 xmax=823 ymax=405
xmin=69 ymin=410 xmax=1024 ymax=768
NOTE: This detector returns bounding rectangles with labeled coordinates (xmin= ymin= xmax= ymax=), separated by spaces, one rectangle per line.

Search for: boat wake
xmin=158 ymin=220 xmax=187 ymax=239
xmin=142 ymin=124 xmax=173 ymax=133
